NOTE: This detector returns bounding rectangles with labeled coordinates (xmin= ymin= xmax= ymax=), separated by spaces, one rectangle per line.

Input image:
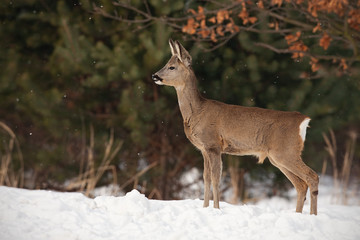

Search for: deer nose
xmin=152 ymin=74 xmax=163 ymax=81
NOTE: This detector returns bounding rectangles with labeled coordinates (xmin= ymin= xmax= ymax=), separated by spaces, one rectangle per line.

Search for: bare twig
xmin=323 ymin=129 xmax=338 ymax=188
xmin=340 ymin=131 xmax=357 ymax=204
xmin=265 ymin=9 xmax=314 ymax=30
xmin=119 ymin=161 xmax=159 ymax=191
xmin=0 ymin=121 xmax=24 ymax=188
xmin=148 ymin=187 xmax=162 ymax=199
xmin=254 ymin=42 xmax=357 ymax=61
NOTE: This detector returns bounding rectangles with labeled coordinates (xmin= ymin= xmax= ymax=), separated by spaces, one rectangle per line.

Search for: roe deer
xmin=152 ymin=39 xmax=319 ymax=215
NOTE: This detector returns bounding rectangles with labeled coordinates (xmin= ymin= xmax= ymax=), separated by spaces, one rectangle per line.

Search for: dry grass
xmin=66 ymin=124 xmax=123 ymax=197
xmin=66 ymin=124 xmax=161 ymax=198
xmin=227 ymin=156 xmax=246 ymax=204
xmin=119 ymin=160 xmax=159 ymax=193
xmin=323 ymin=129 xmax=358 ymax=204
xmin=0 ymin=121 xmax=24 ymax=188
xmin=323 ymin=130 xmax=339 ymax=189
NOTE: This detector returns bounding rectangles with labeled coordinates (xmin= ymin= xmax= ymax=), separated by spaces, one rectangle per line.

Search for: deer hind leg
xmin=204 ymin=148 xmax=222 ymax=209
xmin=275 ymin=155 xmax=319 ymax=215
xmin=202 ymin=151 xmax=211 ymax=208
xmin=269 ymin=157 xmax=308 ymax=213
xmin=290 ymin=160 xmax=319 ymax=215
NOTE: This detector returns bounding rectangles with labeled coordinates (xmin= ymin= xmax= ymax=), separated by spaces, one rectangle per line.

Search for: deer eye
xmin=169 ymin=66 xmax=175 ymax=70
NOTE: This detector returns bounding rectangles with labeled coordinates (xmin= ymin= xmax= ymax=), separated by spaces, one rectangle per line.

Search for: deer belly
xmin=220 ymin=138 xmax=247 ymax=154
xmin=221 ymin=138 xmax=266 ymax=161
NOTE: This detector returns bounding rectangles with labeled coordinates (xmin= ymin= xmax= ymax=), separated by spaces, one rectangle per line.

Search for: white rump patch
xmin=299 ymin=118 xmax=310 ymax=142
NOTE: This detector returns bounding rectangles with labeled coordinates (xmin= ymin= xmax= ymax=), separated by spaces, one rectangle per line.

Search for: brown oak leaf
xmin=319 ymin=32 xmax=332 ymax=50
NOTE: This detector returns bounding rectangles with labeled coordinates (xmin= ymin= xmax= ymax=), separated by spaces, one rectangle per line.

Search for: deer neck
xmin=175 ymin=71 xmax=203 ymax=123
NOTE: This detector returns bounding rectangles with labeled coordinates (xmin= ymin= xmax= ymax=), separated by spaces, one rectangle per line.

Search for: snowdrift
xmin=1 ymin=186 xmax=360 ymax=240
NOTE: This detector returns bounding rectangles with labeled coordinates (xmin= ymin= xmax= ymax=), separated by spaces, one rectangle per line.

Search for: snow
xmin=1 ymin=179 xmax=360 ymax=240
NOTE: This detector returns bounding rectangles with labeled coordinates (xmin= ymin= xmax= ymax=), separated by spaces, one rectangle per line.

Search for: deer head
xmin=152 ymin=39 xmax=193 ymax=89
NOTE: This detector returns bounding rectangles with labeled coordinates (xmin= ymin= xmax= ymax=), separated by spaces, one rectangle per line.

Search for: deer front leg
xmin=202 ymin=152 xmax=211 ymax=207
xmin=205 ymin=148 xmax=222 ymax=209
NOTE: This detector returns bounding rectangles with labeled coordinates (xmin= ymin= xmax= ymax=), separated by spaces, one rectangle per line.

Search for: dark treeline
xmin=0 ymin=0 xmax=359 ymax=200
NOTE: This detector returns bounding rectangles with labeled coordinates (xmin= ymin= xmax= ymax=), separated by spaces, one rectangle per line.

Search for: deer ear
xmin=169 ymin=39 xmax=177 ymax=56
xmin=175 ymin=40 xmax=192 ymax=67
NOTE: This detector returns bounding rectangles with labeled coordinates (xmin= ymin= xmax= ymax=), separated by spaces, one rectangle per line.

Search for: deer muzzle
xmin=152 ymin=74 xmax=163 ymax=84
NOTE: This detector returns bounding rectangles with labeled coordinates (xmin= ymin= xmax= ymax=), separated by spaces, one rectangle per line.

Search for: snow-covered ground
xmin=1 ymin=177 xmax=360 ymax=240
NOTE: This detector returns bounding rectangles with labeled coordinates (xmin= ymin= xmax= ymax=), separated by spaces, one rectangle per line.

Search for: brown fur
xmin=152 ymin=39 xmax=319 ymax=215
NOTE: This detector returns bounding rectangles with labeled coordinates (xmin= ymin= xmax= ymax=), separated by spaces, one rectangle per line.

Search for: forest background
xmin=1 ymin=0 xmax=359 ymax=202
